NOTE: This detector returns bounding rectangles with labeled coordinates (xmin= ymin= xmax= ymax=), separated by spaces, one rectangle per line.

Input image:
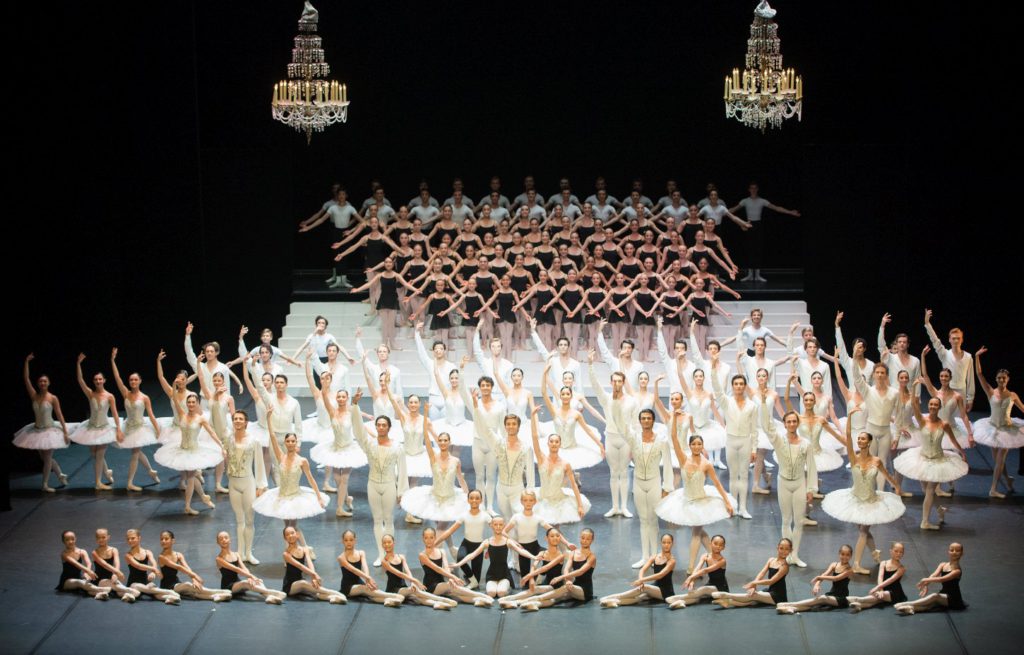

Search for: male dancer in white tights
xmin=589 ymin=352 xmax=638 ymax=518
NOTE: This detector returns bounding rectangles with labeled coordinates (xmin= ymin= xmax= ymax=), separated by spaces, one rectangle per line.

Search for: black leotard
xmin=707 ymin=562 xmax=729 ymax=592
xmin=384 ymin=557 xmax=407 ymax=594
xmin=533 ymin=288 xmax=556 ymax=325
xmin=517 ymin=541 xmax=541 ymax=586
xmin=428 ymin=296 xmax=451 ymax=330
xmin=681 ymin=221 xmax=702 ymax=245
xmin=619 ymin=261 xmax=642 ymax=281
xmin=524 ymin=261 xmax=541 ymax=281
xmin=462 ymin=293 xmax=483 ymax=328
xmin=489 ymin=262 xmax=510 ymax=280
xmin=634 ymin=291 xmax=657 ymax=325
xmin=570 ymin=556 xmax=594 ymax=601
xmin=282 ymin=553 xmax=308 ymax=594
xmin=510 ymin=273 xmax=531 ymax=296
xmin=404 ymin=262 xmax=427 ymax=283
xmin=431 ymin=226 xmax=459 ymax=248
xmin=377 ymin=275 xmax=399 ymax=310
xmin=584 ymin=289 xmax=606 ymax=323
xmin=94 ymin=554 xmax=116 ymax=581
xmin=660 ymin=293 xmax=684 ymax=322
xmin=485 ymin=544 xmax=512 ymax=583
xmin=220 ymin=555 xmax=241 ymax=590
xmin=651 ymin=560 xmax=675 ymax=599
xmin=881 ymin=565 xmax=906 ymax=603
xmin=535 ymin=248 xmax=556 ymax=269
xmin=422 ymin=554 xmax=446 ymax=591
xmin=608 ymin=291 xmax=631 ymax=323
xmin=56 ymin=551 xmax=86 ymax=590
xmin=473 ymin=274 xmax=495 ymax=300
xmin=766 ymin=565 xmax=787 ymax=603
xmin=561 ymin=288 xmax=584 ymax=323
xmin=364 ymin=236 xmax=388 ymax=269
xmin=339 ymin=555 xmax=362 ymax=596
xmin=495 ymin=291 xmax=517 ymax=323
xmin=475 ymin=223 xmax=498 ymax=242
xmin=940 ymin=567 xmax=966 ymax=610
xmin=690 ymin=296 xmax=711 ymax=326
xmin=126 ymin=552 xmax=151 ymax=586
xmin=826 ymin=568 xmax=850 ymax=608
xmin=159 ymin=563 xmax=180 ymax=590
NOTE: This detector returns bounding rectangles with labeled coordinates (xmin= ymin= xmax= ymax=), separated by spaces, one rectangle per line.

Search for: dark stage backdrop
xmin=5 ymin=1 xmax=1010 ymax=502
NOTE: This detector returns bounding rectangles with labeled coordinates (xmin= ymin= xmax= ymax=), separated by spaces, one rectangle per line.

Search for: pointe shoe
xmin=105 ymin=469 xmax=115 ymax=484
xmin=43 ymin=485 xmax=56 ymax=493
xmin=346 ymin=495 xmax=354 ymax=510
xmin=121 ymin=593 xmax=136 ymax=603
xmin=714 ymin=460 xmax=727 ymax=470
xmin=668 ymin=600 xmax=686 ymax=610
xmin=201 ymin=494 xmax=215 ymax=509
xmin=384 ymin=598 xmax=402 ymax=608
xmin=631 ymin=559 xmax=645 ymax=569
xmin=601 ymin=598 xmax=620 ymax=608
xmin=213 ymin=593 xmax=232 ymax=602
xmin=920 ymin=522 xmax=941 ymax=530
xmin=899 ymin=490 xmax=913 ymax=498
xmin=336 ymin=507 xmax=353 ymax=517
xmin=245 ymin=554 xmax=260 ymax=565
xmin=852 ymin=566 xmax=871 ymax=575
xmin=323 ymin=483 xmax=338 ymax=493
xmin=937 ymin=506 xmax=947 ymax=524
xmin=752 ymin=487 xmax=770 ymax=495
xmin=604 ymin=508 xmax=620 ymax=518
xmin=265 ymin=595 xmax=283 ymax=605
xmin=127 ymin=483 xmax=143 ymax=492
xmin=713 ymin=598 xmax=733 ymax=608
xmin=95 ymin=591 xmax=110 ymax=601
xmin=812 ymin=491 xmax=824 ymax=499
xmin=58 ymin=473 xmax=69 ymax=486
xmin=738 ymin=510 xmax=752 ymax=519
xmin=989 ymin=490 xmax=1007 ymax=499
xmin=802 ymin=517 xmax=818 ymax=526
xmin=95 ymin=482 xmax=112 ymax=491
xmin=520 ymin=601 xmax=539 ymax=612
xmin=849 ymin=601 xmax=862 ymax=613
xmin=433 ymin=601 xmax=452 ymax=611
xmin=935 ymin=487 xmax=952 ymax=498
xmin=871 ymin=549 xmax=881 ymax=563
xmin=896 ymin=604 xmax=914 ymax=615
xmin=329 ymin=595 xmax=347 ymax=604
xmin=216 ymin=485 xmax=230 ymax=494
xmin=788 ymin=555 xmax=807 ymax=568
xmin=776 ymin=605 xmax=797 ymax=615
xmin=184 ymin=507 xmax=199 ymax=516
xmin=474 ymin=597 xmax=493 ymax=607
xmin=164 ymin=595 xmax=181 ymax=605
xmin=405 ymin=513 xmax=423 ymax=524
xmin=373 ymin=557 xmax=382 ymax=567
xmin=621 ymin=508 xmax=634 ymax=518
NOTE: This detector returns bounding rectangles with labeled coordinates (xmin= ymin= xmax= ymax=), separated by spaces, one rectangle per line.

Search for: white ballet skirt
xmin=776 ymin=420 xmax=843 ymax=472
xmin=154 ymin=421 xmax=223 ymax=471
xmin=13 ymin=401 xmax=74 ymax=450
xmin=534 ymin=463 xmax=591 ymax=524
xmin=972 ymin=395 xmax=1024 ymax=449
xmin=893 ymin=425 xmax=968 ymax=483
xmin=157 ymin=396 xmax=205 ymax=444
xmin=399 ymin=460 xmax=469 ymax=521
xmin=301 ymin=397 xmax=334 ymax=444
xmin=821 ymin=465 xmax=905 ymax=525
xmin=401 ymin=416 xmax=434 ymax=478
xmin=69 ymin=396 xmax=117 ymax=446
xmin=685 ymin=396 xmax=727 ymax=451
xmin=309 ymin=415 xmax=368 ymax=469
xmin=937 ymin=395 xmax=974 ymax=450
xmin=116 ymin=398 xmax=158 ymax=449
xmin=757 ymin=419 xmax=786 ymax=450
xmin=537 ymin=415 xmax=603 ymax=470
xmin=253 ymin=463 xmax=326 ymax=519
xmin=431 ymin=392 xmax=475 ymax=447
xmin=655 ymin=467 xmax=735 ymax=526
xmin=891 ymin=398 xmax=921 ymax=450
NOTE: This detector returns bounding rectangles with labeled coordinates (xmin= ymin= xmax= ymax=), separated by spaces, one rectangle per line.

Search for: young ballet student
xmin=310 ymin=383 xmax=368 ymax=518
xmin=417 ymin=527 xmax=494 ymax=606
xmin=215 ymin=531 xmax=286 ymax=604
xmin=600 ymin=533 xmax=677 ymax=607
xmin=516 ymin=527 xmax=597 ymax=611
xmin=666 ymin=534 xmax=730 ymax=609
xmin=91 ymin=527 xmax=140 ymax=602
xmin=56 ymin=530 xmax=111 ymax=600
xmin=336 ymin=530 xmax=404 ymax=606
xmin=847 ymin=542 xmax=908 ymax=612
xmin=157 ymin=530 xmax=232 ymax=602
xmin=453 ymin=515 xmax=536 ymax=598
xmin=776 ymin=544 xmax=854 ymax=614
xmin=15 ymin=354 xmax=72 ymax=491
xmin=712 ymin=538 xmax=791 ymax=608
xmin=894 ymin=542 xmax=967 ymax=615
xmin=379 ymin=534 xmax=456 ymax=610
xmin=280 ymin=526 xmax=347 ymax=603
xmin=123 ymin=529 xmax=181 ymax=604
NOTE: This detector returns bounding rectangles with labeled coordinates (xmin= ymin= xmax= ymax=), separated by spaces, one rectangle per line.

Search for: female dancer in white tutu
xmin=711 ymin=538 xmax=791 ymax=608
xmin=195 ymin=356 xmax=232 ymax=493
xmin=651 ymin=375 xmax=693 ymax=481
xmin=888 ymin=367 xmax=921 ymax=498
xmin=776 ymin=544 xmax=854 ymax=614
xmin=821 ymin=409 xmax=905 ymax=574
xmin=417 ymin=527 xmax=495 ymax=606
xmin=386 ymin=384 xmax=435 ymax=524
xmin=530 ymin=407 xmax=591 ymax=525
xmin=678 ymin=346 xmax=729 ymax=470
xmin=626 ymin=409 xmax=673 ymax=568
xmin=600 ymin=533 xmax=677 ymax=607
xmin=515 ymin=527 xmax=597 ymax=612
xmin=657 ymin=413 xmax=735 ymax=574
xmin=539 ymin=362 xmax=605 ymax=470
xmin=380 ymin=533 xmax=457 ymax=610
xmin=55 ymin=530 xmax=112 ymax=600
xmin=495 ymin=366 xmax=534 ymax=438
xmin=972 ymin=347 xmax=1024 ymax=498
xmin=280 ymin=526 xmax=346 ymax=604
xmin=454 ymin=515 xmax=537 ymax=598
xmin=153 ymin=388 xmax=223 ymax=515
xmin=222 ymin=408 xmax=267 ymax=563
xmin=109 ymin=350 xmax=160 ymax=491
xmin=894 ymin=541 xmax=967 ymax=615
xmin=743 ymin=359 xmax=785 ymax=496
xmin=253 ymin=408 xmax=327 ymax=554
xmin=709 ymin=356 xmax=759 ymax=519
xmin=400 ymin=430 xmax=469 ymax=553
xmin=156 ymin=352 xmax=194 ymax=446
xmin=336 ymin=530 xmax=404 ymax=606
xmin=70 ymin=353 xmax=122 ymax=490
xmin=430 ymin=363 xmax=474 ymax=449
xmin=459 ymin=372 xmax=505 ymax=514
xmin=15 ymin=354 xmax=71 ymax=491
xmin=157 ymin=530 xmax=232 ymax=602
xmin=667 ymin=534 xmax=731 ymax=609
xmin=123 ymin=528 xmax=181 ymax=604
xmin=352 ymin=394 xmax=408 ymax=566
xmin=894 ymin=397 xmax=968 ymax=529
xmin=360 ymin=356 xmax=400 ymax=438
xmin=215 ymin=531 xmax=285 ymax=604
xmin=91 ymin=528 xmax=140 ymax=602
xmin=849 ymin=357 xmax=901 ymax=491
xmin=847 ymin=541 xmax=908 ymax=612
xmin=499 ymin=526 xmax=566 ymax=609
xmin=301 ymin=356 xmax=335 ymax=445
xmin=920 ymin=345 xmax=974 ymax=449
xmin=762 ymin=389 xmax=816 ymax=568
xmin=310 ymin=382 xmax=368 ymax=518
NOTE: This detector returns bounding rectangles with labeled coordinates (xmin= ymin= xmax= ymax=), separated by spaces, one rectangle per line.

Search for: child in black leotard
xmin=123 ymin=528 xmax=180 ymax=603
xmin=56 ymin=530 xmax=110 ymax=599
xmin=517 ymin=527 xmax=597 ymax=611
xmin=336 ymin=530 xmax=404 ymax=606
xmin=92 ymin=527 xmax=140 ymax=602
xmin=280 ymin=526 xmax=346 ymax=603
xmin=454 ymin=516 xmax=537 ymax=598
xmin=848 ymin=542 xmax=908 ymax=612
xmin=418 ymin=527 xmax=494 ymax=607
xmin=600 ymin=533 xmax=677 ymax=607
xmin=895 ymin=541 xmax=967 ymax=615
xmin=409 ymin=279 xmax=456 ymax=348
xmin=667 ymin=534 xmax=730 ymax=609
xmin=499 ymin=526 xmax=567 ymax=609
xmin=777 ymin=544 xmax=854 ymax=613
xmin=712 ymin=538 xmax=791 ymax=608
xmin=215 ymin=530 xmax=285 ymax=604
xmin=348 ymin=257 xmax=419 ymax=350
xmin=379 ymin=534 xmax=455 ymax=610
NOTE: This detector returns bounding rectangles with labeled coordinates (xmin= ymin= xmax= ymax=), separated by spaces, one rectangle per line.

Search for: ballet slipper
xmin=989 ymin=490 xmax=1006 ymax=499
xmin=148 ymin=469 xmax=161 ymax=483
xmin=802 ymin=517 xmax=818 ymax=526
xmin=852 ymin=566 xmax=871 ymax=575
xmin=937 ymin=506 xmax=947 ymax=524
xmin=43 ymin=485 xmax=56 ymax=493
xmin=346 ymin=495 xmax=354 ymax=510
xmin=600 ymin=598 xmax=620 ymax=608
xmin=752 ymin=487 xmax=770 ymax=495
xmin=668 ymin=599 xmax=686 ymax=609
xmin=433 ymin=601 xmax=452 ymax=610
xmin=405 ymin=514 xmax=423 ymax=524
xmin=328 ymin=595 xmax=347 ymax=604
xmin=95 ymin=591 xmax=110 ymax=601
xmin=621 ymin=508 xmax=634 ymax=519
xmin=336 ymin=507 xmax=353 ymax=517
xmin=474 ymin=597 xmax=492 ymax=607
xmin=127 ymin=484 xmax=143 ymax=492
xmin=935 ymin=487 xmax=952 ymax=498
xmin=201 ymin=494 xmax=215 ymax=509
xmin=215 ymin=485 xmax=230 ymax=494
xmin=520 ymin=601 xmax=539 ymax=612
xmin=871 ymin=549 xmax=881 ymax=563
xmin=245 ymin=554 xmax=260 ymax=565
xmin=121 ymin=593 xmax=136 ymax=603
xmin=849 ymin=601 xmax=862 ymax=613
xmin=603 ymin=508 xmax=619 ymax=518
xmin=184 ymin=507 xmax=199 ymax=516
xmin=920 ymin=522 xmax=941 ymax=530
xmin=95 ymin=482 xmax=112 ymax=491
xmin=895 ymin=604 xmax=914 ymax=615
xmin=58 ymin=473 xmax=69 ymax=486
xmin=323 ymin=483 xmax=338 ymax=493
xmin=384 ymin=598 xmax=402 ymax=607
xmin=106 ymin=469 xmax=115 ymax=484
xmin=265 ymin=595 xmax=282 ymax=605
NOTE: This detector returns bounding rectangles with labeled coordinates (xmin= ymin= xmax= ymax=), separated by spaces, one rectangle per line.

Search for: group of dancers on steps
xmin=21 ymin=307 xmax=1022 ymax=614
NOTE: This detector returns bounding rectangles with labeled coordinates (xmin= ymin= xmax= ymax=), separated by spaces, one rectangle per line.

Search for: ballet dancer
xmin=498 ymin=526 xmax=568 ymax=608
xmin=530 ymin=323 xmax=582 ymax=389
xmin=418 ymin=527 xmax=494 ymax=606
xmin=240 ymin=359 xmax=274 ymax=483
xmin=280 ymin=526 xmax=347 ymax=604
xmin=709 ymin=357 xmax=759 ymax=519
xmin=184 ymin=322 xmax=241 ymax=397
xmin=196 ymin=356 xmax=232 ymax=492
xmin=472 ymin=328 xmax=514 ymax=397
xmin=70 ymin=352 xmax=122 ymax=490
xmin=530 ymin=406 xmax=591 ymax=525
xmin=152 ymin=387 xmax=223 ymax=515
xmin=626 ymin=409 xmax=673 ymax=567
xmin=494 ymin=367 xmax=534 ymax=440
xmin=311 ymin=383 xmax=368 ymax=518
xmin=920 ymin=345 xmax=974 ymax=457
xmin=352 ymin=393 xmax=408 ymax=566
xmin=973 ymin=347 xmax=1024 ymax=498
xmin=123 ymin=529 xmax=181 ymax=604
xmin=336 ymin=530 xmax=404 ymax=606
xmin=400 ymin=430 xmax=470 ymax=554
xmin=782 ymin=375 xmax=844 ymax=514
xmin=252 ymin=364 xmax=304 ymax=446
xmin=847 ymin=542 xmax=907 ymax=612
xmin=157 ymin=530 xmax=232 ymax=602
xmin=415 ymin=322 xmax=456 ymax=421
xmin=655 ymin=316 xmax=697 ymax=396
xmin=215 ymin=531 xmax=286 ymax=604
xmin=821 ymin=409 xmax=905 ymax=574
xmin=454 ymin=515 xmax=536 ymax=598
xmin=894 ymin=542 xmax=966 ymax=615
xmin=877 ymin=313 xmax=921 ymax=393
xmin=347 ymin=257 xmax=418 ymax=350
xmin=15 ymin=354 xmax=71 ymax=491
xmin=678 ymin=349 xmax=729 ymax=470
xmin=711 ymin=538 xmax=791 ymax=608
xmin=848 ymin=354 xmax=901 ymax=491
xmin=835 ymin=312 xmax=874 ymax=385
xmin=380 ymin=533 xmax=457 ymax=610
xmin=56 ymin=530 xmax=111 ymax=600
xmin=924 ymin=309 xmax=974 ymax=410
xmin=434 ymin=489 xmax=490 ymax=587
xmin=385 ymin=385 xmax=435 ymax=524
xmin=596 ymin=321 xmax=644 ymax=384
xmin=763 ymin=389 xmax=816 ymax=567
xmin=776 ymin=544 xmax=854 ymax=614
xmin=793 ymin=338 xmax=833 ymax=398
xmin=223 ymin=408 xmax=267 ymax=563
xmin=91 ymin=528 xmax=140 ymax=602
xmin=599 ymin=533 xmax=677 ymax=607
xmin=238 ymin=325 xmax=299 ymax=366
xmin=429 ymin=362 xmax=475 ymax=449
xmin=539 ymin=362 xmax=605 ymax=471
xmin=666 ymin=534 xmax=730 ymax=609
xmin=744 ymin=361 xmax=784 ymax=495
xmin=292 ymin=315 xmax=339 ymax=364
xmin=517 ymin=527 xmax=597 ymax=611
xmin=459 ymin=374 xmax=505 ymax=514
xmin=252 ymin=410 xmax=328 ymax=554
xmin=354 ymin=327 xmax=403 ymax=396
xmin=589 ymin=351 xmax=638 ymax=518
xmin=110 ymin=349 xmax=161 ymax=491
xmin=504 ymin=490 xmax=567 ymax=578
xmin=894 ymin=397 xmax=967 ymax=529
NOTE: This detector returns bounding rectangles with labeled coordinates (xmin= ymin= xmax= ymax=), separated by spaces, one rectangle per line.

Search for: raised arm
xmin=974 ymin=346 xmax=993 ymax=397
xmin=530 ymin=406 xmax=545 ymax=468
xmin=919 ymin=346 xmax=939 ymax=397
xmin=75 ymin=353 xmax=92 ymax=397
xmin=109 ymin=348 xmax=130 ymax=397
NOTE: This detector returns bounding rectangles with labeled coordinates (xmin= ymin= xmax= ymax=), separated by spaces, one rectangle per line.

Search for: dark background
xmin=6 ymin=1 xmax=1013 ymax=501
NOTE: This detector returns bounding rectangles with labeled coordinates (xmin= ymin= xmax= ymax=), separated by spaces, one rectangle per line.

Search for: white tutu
xmin=690 ymin=421 xmax=727 ymax=451
xmin=154 ymin=441 xmax=223 ymax=471
xmin=252 ymin=487 xmax=326 ymax=520
xmin=69 ymin=421 xmax=117 ymax=446
xmin=972 ymin=417 xmax=1024 ymax=449
xmin=116 ymin=424 xmax=159 ymax=449
xmin=399 ymin=486 xmax=469 ymax=521
xmin=13 ymin=423 xmax=73 ymax=450
xmin=309 ymin=440 xmax=368 ymax=469
xmin=893 ymin=448 xmax=968 ymax=483
xmin=942 ymin=418 xmax=975 ymax=450
xmin=535 ymin=489 xmax=591 ymax=524
xmin=821 ymin=489 xmax=906 ymax=525
xmin=300 ymin=417 xmax=334 ymax=444
xmin=756 ymin=420 xmax=786 ymax=450
xmin=655 ymin=485 xmax=736 ymax=526
xmin=892 ymin=425 xmax=921 ymax=450
xmin=404 ymin=451 xmax=433 ymax=478
xmin=536 ymin=438 xmax=604 ymax=471
xmin=247 ymin=422 xmax=271 ymax=448
xmin=157 ymin=414 xmax=209 ymax=444
xmin=431 ymin=418 xmax=475 ymax=447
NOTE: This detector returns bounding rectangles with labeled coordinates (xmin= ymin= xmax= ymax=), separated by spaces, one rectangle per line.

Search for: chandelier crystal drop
xmin=271 ymin=1 xmax=349 ymax=143
xmin=723 ymin=1 xmax=802 ymax=132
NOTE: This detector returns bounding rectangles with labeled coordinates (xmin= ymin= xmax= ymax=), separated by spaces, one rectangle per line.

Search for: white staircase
xmin=273 ymin=300 xmax=811 ymax=397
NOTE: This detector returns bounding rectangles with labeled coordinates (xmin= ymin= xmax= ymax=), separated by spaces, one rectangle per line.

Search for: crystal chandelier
xmin=271 ymin=2 xmax=349 ymax=143
xmin=723 ymin=1 xmax=802 ymax=132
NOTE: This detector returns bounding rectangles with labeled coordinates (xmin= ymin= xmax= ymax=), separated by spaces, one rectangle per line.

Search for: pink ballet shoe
xmin=127 ymin=483 xmax=143 ymax=492
xmin=94 ymin=482 xmax=112 ymax=491
xmin=148 ymin=469 xmax=161 ymax=483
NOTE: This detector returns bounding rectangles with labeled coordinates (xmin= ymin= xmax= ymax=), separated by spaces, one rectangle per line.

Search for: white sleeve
xmin=355 ymin=337 xmax=367 ymax=361
xmin=185 ymin=335 xmax=198 ymax=372
xmin=392 ymin=367 xmax=405 ymax=400
xmin=531 ymin=330 xmax=552 ymax=359
xmin=415 ymin=332 xmax=433 ymax=371
xmin=660 ymin=440 xmax=674 ymax=492
xmin=472 ymin=329 xmax=491 ymax=374
xmin=656 ymin=329 xmax=673 ymax=371
xmin=589 ymin=365 xmax=610 ymax=410
xmin=253 ymin=445 xmax=268 ymax=489
xmin=597 ymin=333 xmax=617 ymax=370
xmin=291 ymin=400 xmax=303 ymax=439
xmin=237 ymin=338 xmax=248 ymax=360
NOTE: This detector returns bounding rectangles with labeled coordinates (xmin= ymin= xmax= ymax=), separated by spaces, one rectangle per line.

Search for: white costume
xmin=69 ymin=397 xmax=117 ymax=446
xmin=14 ymin=401 xmax=74 ymax=450
xmin=415 ymin=331 xmax=455 ymax=421
xmin=353 ymin=405 xmax=408 ymax=559
xmin=598 ymin=332 xmax=644 ymax=385
xmin=590 ymin=364 xmax=640 ymax=515
xmin=710 ymin=373 xmax=758 ymax=516
xmin=225 ymin=432 xmax=267 ymax=560
xmin=626 ymin=429 xmax=674 ymax=561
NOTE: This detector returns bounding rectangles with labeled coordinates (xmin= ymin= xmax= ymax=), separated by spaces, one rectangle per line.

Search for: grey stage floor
xmin=3 ymin=397 xmax=1022 ymax=655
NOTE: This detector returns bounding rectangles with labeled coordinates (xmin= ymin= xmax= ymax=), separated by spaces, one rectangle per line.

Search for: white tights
xmin=287 ymin=580 xmax=346 ymax=602
xmin=228 ymin=476 xmax=257 ymax=559
xmin=486 ymin=579 xmax=512 ymax=597
xmin=432 ymin=581 xmax=493 ymax=604
xmin=521 ymin=583 xmax=586 ymax=608
xmin=130 ymin=582 xmax=180 ymax=603
xmin=868 ymin=425 xmax=893 ymax=490
xmin=496 ymin=482 xmax=524 ymax=523
xmin=712 ymin=590 xmax=776 ymax=606
xmin=777 ymin=476 xmax=806 ymax=560
xmin=606 ymin=433 xmax=631 ymax=513
xmin=127 ymin=449 xmax=156 ymax=487
xmin=472 ymin=438 xmax=498 ymax=512
xmin=367 ymin=480 xmax=397 ymax=560
xmin=230 ymin=579 xmax=286 ymax=602
xmin=173 ymin=582 xmax=231 ymax=601
xmin=399 ymin=585 xmax=456 ymax=608
xmin=725 ymin=435 xmax=751 ymax=514
xmin=853 ymin=525 xmax=877 ymax=570
xmin=665 ymin=585 xmax=718 ymax=607
xmin=39 ymin=450 xmax=64 ymax=489
xmin=347 ymin=583 xmax=404 ymax=605
xmin=633 ymin=476 xmax=662 ymax=561
xmin=601 ymin=584 xmax=664 ymax=606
